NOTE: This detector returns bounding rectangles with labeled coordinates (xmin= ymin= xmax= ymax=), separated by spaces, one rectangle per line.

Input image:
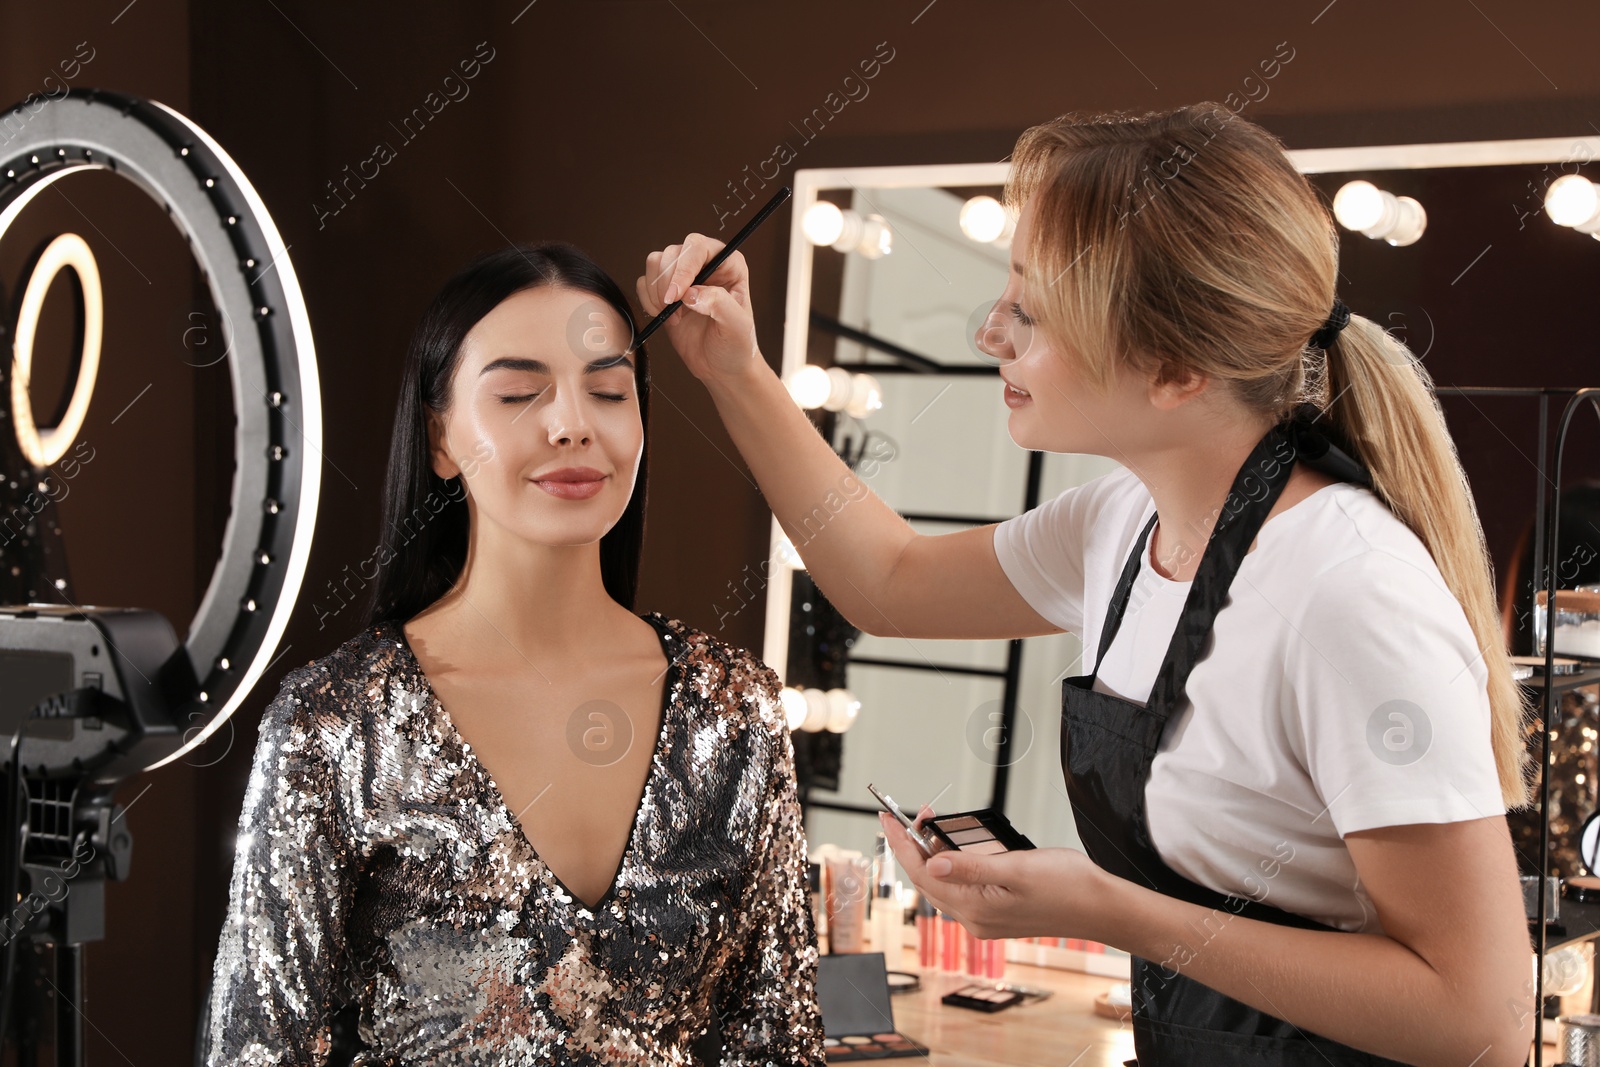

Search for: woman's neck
xmin=413 ymin=530 xmax=630 ymax=665
xmin=1134 ymin=414 xmax=1328 ymax=582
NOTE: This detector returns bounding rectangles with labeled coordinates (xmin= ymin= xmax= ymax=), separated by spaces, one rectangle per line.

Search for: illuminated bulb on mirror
xmin=824 ymin=688 xmax=860 ymax=733
xmin=802 ymin=201 xmax=846 ymax=246
xmin=780 ymin=687 xmax=809 ymax=732
xmin=844 ymin=373 xmax=882 ymax=418
xmin=785 ymin=364 xmax=832 ymax=408
xmin=1545 ymin=174 xmax=1600 ymax=237
xmin=959 ymin=195 xmax=1014 ymax=245
xmin=802 ymin=201 xmax=893 ymax=257
xmin=1332 ymin=180 xmax=1425 ymax=246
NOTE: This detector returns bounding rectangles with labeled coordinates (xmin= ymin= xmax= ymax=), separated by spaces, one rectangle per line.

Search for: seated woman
xmin=201 ymin=243 xmax=824 ymax=1065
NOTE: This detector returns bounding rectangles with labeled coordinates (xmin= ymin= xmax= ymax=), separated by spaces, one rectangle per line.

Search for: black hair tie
xmin=1309 ymin=298 xmax=1351 ymax=350
xmin=1282 ymin=400 xmax=1372 ymax=489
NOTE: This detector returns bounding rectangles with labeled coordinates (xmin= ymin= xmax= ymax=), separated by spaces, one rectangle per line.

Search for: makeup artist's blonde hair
xmin=1005 ymin=101 xmax=1533 ymax=809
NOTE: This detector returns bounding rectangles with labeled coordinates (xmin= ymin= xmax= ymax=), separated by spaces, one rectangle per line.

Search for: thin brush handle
xmin=633 ymin=185 xmax=792 ymax=349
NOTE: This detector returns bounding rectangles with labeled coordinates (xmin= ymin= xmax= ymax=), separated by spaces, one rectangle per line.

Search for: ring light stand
xmin=0 ymin=89 xmax=320 ymax=1066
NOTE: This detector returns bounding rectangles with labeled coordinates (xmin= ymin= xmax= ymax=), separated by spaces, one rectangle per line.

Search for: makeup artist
xmin=638 ymin=101 xmax=1535 ymax=1067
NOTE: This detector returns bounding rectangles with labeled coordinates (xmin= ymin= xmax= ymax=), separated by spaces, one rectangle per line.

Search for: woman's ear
xmin=1147 ymin=363 xmax=1209 ymax=411
xmin=425 ymin=409 xmax=459 ymax=480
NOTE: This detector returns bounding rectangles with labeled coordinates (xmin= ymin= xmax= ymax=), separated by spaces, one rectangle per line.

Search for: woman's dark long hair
xmin=360 ymin=243 xmax=649 ymax=629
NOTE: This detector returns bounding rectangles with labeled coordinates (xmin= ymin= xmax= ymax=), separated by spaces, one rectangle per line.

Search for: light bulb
xmin=821 ymin=366 xmax=854 ymax=412
xmin=786 ymin=363 xmax=832 ymax=408
xmin=780 ymin=687 xmax=809 ymax=731
xmin=1545 ymin=174 xmax=1600 ymax=231
xmin=803 ymin=201 xmax=845 ymax=246
xmin=801 ymin=687 xmax=831 ymax=732
xmin=959 ymin=195 xmax=1011 ymax=243
xmin=1332 ymin=181 xmax=1426 ymax=246
xmin=824 ymin=688 xmax=860 ymax=733
xmin=858 ymin=214 xmax=892 ymax=259
xmin=844 ymin=373 xmax=883 ymax=418
xmin=1333 ymin=181 xmax=1384 ymax=231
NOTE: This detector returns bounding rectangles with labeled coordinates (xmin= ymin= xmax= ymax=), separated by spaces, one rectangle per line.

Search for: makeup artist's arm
xmin=638 ymin=234 xmax=1062 ymax=641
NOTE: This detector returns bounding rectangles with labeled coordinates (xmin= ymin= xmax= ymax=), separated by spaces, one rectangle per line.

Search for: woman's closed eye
xmin=496 ymin=392 xmax=629 ymax=405
xmin=1011 ymin=302 xmax=1034 ymax=327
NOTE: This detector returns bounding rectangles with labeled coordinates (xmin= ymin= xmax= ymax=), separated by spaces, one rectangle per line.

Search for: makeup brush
xmin=632 ymin=184 xmax=792 ymax=350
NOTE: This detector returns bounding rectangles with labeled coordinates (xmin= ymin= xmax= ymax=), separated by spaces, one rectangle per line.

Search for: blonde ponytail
xmin=1322 ymin=316 xmax=1533 ymax=808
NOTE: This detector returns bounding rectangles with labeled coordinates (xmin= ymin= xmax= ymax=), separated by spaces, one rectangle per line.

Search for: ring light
xmin=0 ymin=88 xmax=320 ymax=774
xmin=10 ymin=232 xmax=103 ymax=468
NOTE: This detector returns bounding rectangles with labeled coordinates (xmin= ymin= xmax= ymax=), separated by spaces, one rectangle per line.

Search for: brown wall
xmin=2 ymin=0 xmax=1599 ymax=1060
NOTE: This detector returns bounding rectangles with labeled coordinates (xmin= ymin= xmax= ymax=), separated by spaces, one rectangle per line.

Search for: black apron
xmin=1061 ymin=413 xmax=1412 ymax=1066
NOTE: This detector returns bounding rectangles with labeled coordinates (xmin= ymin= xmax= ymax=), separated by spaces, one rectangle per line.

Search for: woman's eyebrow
xmin=479 ymin=354 xmax=635 ymax=376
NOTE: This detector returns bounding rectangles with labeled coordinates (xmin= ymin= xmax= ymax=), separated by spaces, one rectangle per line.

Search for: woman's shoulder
xmin=263 ymin=619 xmax=412 ymax=733
xmin=643 ymin=611 xmax=787 ymax=735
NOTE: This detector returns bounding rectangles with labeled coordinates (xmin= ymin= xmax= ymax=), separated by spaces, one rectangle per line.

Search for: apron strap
xmin=1093 ymin=510 xmax=1160 ymax=676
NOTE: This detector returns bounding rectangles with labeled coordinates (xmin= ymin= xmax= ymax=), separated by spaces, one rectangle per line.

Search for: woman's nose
xmin=543 ymin=388 xmax=593 ymax=446
xmin=974 ymin=302 xmax=1013 ymax=363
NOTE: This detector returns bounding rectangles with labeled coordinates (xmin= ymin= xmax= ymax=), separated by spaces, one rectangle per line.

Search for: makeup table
xmin=876 ymin=960 xmax=1136 ymax=1066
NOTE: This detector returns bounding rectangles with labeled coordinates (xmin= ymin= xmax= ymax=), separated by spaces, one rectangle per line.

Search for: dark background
xmin=2 ymin=0 xmax=1600 ymax=1060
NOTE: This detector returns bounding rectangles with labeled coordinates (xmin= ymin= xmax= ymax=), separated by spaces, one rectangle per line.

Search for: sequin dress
xmin=202 ymin=611 xmax=825 ymax=1066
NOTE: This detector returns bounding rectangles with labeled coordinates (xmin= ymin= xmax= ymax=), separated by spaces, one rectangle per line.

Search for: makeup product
xmin=964 ymin=928 xmax=982 ymax=976
xmin=941 ymin=983 xmax=1025 ymax=1013
xmin=825 ymin=853 xmax=870 ymax=953
xmin=1535 ymin=589 xmax=1600 ymax=660
xmin=986 ymin=937 xmax=1008 ymax=980
xmin=814 ymin=952 xmax=928 ymax=1060
xmin=866 ymin=783 xmax=936 ymax=855
xmin=1559 ymin=1013 xmax=1600 ymax=1067
xmin=885 ymin=970 xmax=920 ymax=994
xmin=996 ymin=981 xmax=1053 ymax=1005
xmin=939 ymin=910 xmax=963 ymax=973
xmin=921 ymin=807 xmax=1035 ymax=854
xmin=808 ymin=860 xmax=827 ymax=943
xmin=870 ymin=835 xmax=902 ymax=968
xmin=632 ymin=185 xmax=792 ymax=350
xmin=915 ymin=897 xmax=938 ymax=969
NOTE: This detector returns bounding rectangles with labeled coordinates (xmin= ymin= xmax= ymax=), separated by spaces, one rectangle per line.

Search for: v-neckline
xmin=393 ymin=611 xmax=681 ymax=913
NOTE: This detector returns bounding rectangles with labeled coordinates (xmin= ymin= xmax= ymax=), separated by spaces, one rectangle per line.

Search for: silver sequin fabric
xmin=202 ymin=611 xmax=825 ymax=1066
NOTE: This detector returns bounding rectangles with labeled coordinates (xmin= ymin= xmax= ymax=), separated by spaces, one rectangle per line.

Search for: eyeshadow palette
xmin=815 ymin=952 xmax=929 ymax=1061
xmin=941 ymin=983 xmax=1026 ymax=1012
xmin=924 ymin=808 xmax=1036 ymax=854
xmin=823 ymin=1032 xmax=925 ymax=1059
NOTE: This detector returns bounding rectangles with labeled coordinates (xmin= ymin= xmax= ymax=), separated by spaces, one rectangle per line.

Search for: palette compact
xmin=815 ymin=952 xmax=929 ymax=1061
xmin=941 ymin=983 xmax=1026 ymax=1013
xmin=922 ymin=808 xmax=1036 ymax=855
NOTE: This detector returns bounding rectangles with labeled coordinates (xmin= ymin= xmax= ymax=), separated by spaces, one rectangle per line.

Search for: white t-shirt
xmin=993 ymin=464 xmax=1506 ymax=933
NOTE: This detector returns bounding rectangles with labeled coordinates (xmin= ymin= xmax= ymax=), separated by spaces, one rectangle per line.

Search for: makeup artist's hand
xmin=636 ymin=234 xmax=762 ymax=384
xmin=879 ymin=808 xmax=1114 ymax=943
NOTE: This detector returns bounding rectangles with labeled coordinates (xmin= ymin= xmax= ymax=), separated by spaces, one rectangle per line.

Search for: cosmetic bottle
xmin=915 ymin=896 xmax=938 ymax=969
xmin=939 ymin=909 xmax=963 ymax=972
xmin=870 ymin=834 xmax=902 ymax=968
xmin=825 ymin=851 xmax=870 ymax=953
xmin=807 ymin=861 xmax=826 ymax=945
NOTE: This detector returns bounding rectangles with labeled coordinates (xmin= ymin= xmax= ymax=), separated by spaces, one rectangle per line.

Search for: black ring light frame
xmin=0 ymin=88 xmax=320 ymax=774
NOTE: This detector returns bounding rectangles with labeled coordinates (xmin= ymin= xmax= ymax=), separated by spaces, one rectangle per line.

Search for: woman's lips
xmin=1003 ymin=382 xmax=1032 ymax=408
xmin=531 ymin=465 xmax=606 ymax=499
